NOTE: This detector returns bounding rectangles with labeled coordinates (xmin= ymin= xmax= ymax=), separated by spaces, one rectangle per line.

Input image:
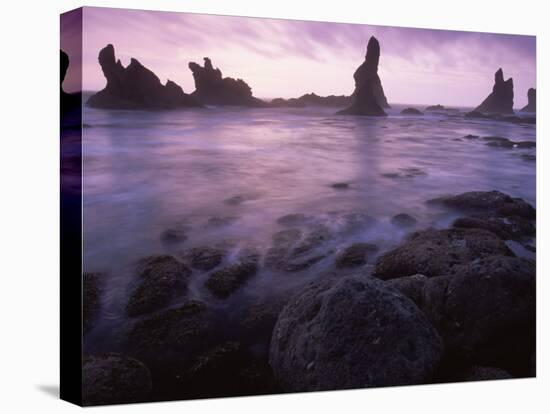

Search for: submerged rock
xmin=184 ymin=246 xmax=226 ymax=271
xmin=269 ymin=276 xmax=443 ymax=391
xmin=422 ymin=255 xmax=535 ymax=372
xmin=189 ymin=57 xmax=265 ymax=106
xmin=330 ymin=182 xmax=351 ymax=190
xmin=337 ymin=37 xmax=388 ymax=116
xmin=373 ymin=228 xmax=513 ymax=279
xmin=83 ymin=272 xmax=102 ymax=333
xmin=391 ymin=213 xmax=418 ymax=228
xmin=205 ymin=248 xmax=260 ymax=298
xmin=521 ymin=88 xmax=536 ymax=112
xmin=428 ymin=190 xmax=535 ymax=220
xmin=401 ymin=107 xmax=423 ymax=115
xmin=126 ymin=255 xmax=191 ymax=317
xmin=160 ymin=227 xmax=188 ymax=245
xmin=334 ymin=242 xmax=379 ymax=268
xmin=276 ymin=213 xmax=313 ymax=227
xmin=474 ymin=68 xmax=514 ymax=114
xmin=425 ymin=104 xmax=445 ymax=111
xmin=88 ymin=44 xmax=201 ymax=109
xmin=82 ymin=353 xmax=152 ymax=406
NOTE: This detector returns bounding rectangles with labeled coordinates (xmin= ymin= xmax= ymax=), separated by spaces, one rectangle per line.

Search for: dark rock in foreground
xmin=452 ymin=213 xmax=535 ymax=241
xmin=337 ymin=36 xmax=388 ymax=116
xmin=189 ymin=57 xmax=265 ymax=106
xmin=521 ymin=88 xmax=536 ymax=112
xmin=176 ymin=342 xmax=279 ymax=398
xmin=270 ymin=276 xmax=443 ymax=391
xmin=422 ymin=255 xmax=535 ymax=373
xmin=428 ymin=190 xmax=535 ymax=220
xmin=126 ymin=255 xmax=191 ymax=317
xmin=373 ymin=228 xmax=513 ymax=279
xmin=385 ymin=274 xmax=428 ymax=308
xmin=124 ymin=300 xmax=212 ymax=366
xmin=401 ymin=107 xmax=423 ymax=115
xmin=334 ymin=242 xmax=378 ymax=268
xmin=205 ymin=248 xmax=260 ymax=298
xmin=88 ymin=44 xmax=201 ymax=109
xmin=461 ymin=366 xmax=513 ymax=382
xmin=474 ymin=68 xmax=514 ymax=114
xmin=83 ymin=353 xmax=152 ymax=406
xmin=83 ymin=272 xmax=102 ymax=333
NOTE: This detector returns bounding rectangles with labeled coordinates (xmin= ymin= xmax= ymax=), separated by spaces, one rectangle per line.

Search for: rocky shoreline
xmin=82 ymin=189 xmax=536 ymax=405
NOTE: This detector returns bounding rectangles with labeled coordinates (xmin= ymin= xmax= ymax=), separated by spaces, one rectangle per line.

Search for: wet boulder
xmin=452 ymin=213 xmax=535 ymax=241
xmin=176 ymin=342 xmax=279 ymax=398
xmin=269 ymin=276 xmax=443 ymax=391
xmin=428 ymin=190 xmax=535 ymax=220
xmin=124 ymin=300 xmax=213 ymax=367
xmin=385 ymin=274 xmax=428 ymax=308
xmin=391 ymin=213 xmax=418 ymax=228
xmin=126 ymin=255 xmax=192 ymax=317
xmin=82 ymin=353 xmax=152 ymax=406
xmin=422 ymin=255 xmax=535 ymax=374
xmin=184 ymin=246 xmax=226 ymax=271
xmin=373 ymin=228 xmax=513 ymax=279
xmin=334 ymin=242 xmax=379 ymax=268
xmin=205 ymin=248 xmax=260 ymax=298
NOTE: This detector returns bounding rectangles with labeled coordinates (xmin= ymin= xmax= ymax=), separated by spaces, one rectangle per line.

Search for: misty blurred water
xmin=80 ymin=102 xmax=535 ymax=352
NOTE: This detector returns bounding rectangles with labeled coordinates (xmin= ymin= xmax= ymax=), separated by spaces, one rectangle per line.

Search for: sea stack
xmin=188 ymin=57 xmax=265 ymax=106
xmin=338 ymin=36 xmax=388 ymax=116
xmin=87 ymin=44 xmax=201 ymax=110
xmin=521 ymin=88 xmax=536 ymax=112
xmin=474 ymin=68 xmax=514 ymax=114
xmin=60 ymin=50 xmax=81 ymax=114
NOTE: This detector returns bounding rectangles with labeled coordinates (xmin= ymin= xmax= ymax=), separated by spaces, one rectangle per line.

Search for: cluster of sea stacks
xmin=73 ymin=36 xmax=535 ymax=119
xmin=82 ymin=189 xmax=536 ymax=404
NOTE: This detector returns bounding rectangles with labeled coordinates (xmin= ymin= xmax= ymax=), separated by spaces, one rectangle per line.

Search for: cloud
xmin=61 ymin=6 xmax=535 ymax=107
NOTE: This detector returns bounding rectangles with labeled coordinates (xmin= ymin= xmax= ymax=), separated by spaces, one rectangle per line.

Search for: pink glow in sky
xmin=61 ymin=7 xmax=536 ymax=108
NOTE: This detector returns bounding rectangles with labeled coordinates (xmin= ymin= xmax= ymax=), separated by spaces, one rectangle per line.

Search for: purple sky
xmin=62 ymin=6 xmax=536 ymax=107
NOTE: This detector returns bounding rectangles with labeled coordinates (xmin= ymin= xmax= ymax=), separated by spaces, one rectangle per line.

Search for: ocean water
xmin=81 ymin=102 xmax=536 ymax=352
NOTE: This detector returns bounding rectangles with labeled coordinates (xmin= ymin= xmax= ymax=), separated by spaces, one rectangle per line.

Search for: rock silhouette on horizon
xmin=521 ymin=88 xmax=536 ymax=112
xmin=188 ymin=58 xmax=265 ymax=106
xmin=337 ymin=36 xmax=389 ymax=116
xmin=474 ymin=68 xmax=514 ymax=114
xmin=270 ymin=93 xmax=351 ymax=108
xmin=87 ymin=44 xmax=201 ymax=110
xmin=60 ymin=50 xmax=81 ymax=114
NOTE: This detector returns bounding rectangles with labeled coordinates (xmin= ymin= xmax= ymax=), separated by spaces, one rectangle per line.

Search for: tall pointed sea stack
xmin=338 ymin=36 xmax=388 ymax=116
xmin=87 ymin=44 xmax=201 ymax=109
xmin=188 ymin=57 xmax=265 ymax=106
xmin=521 ymin=88 xmax=536 ymax=112
xmin=474 ymin=68 xmax=514 ymax=114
